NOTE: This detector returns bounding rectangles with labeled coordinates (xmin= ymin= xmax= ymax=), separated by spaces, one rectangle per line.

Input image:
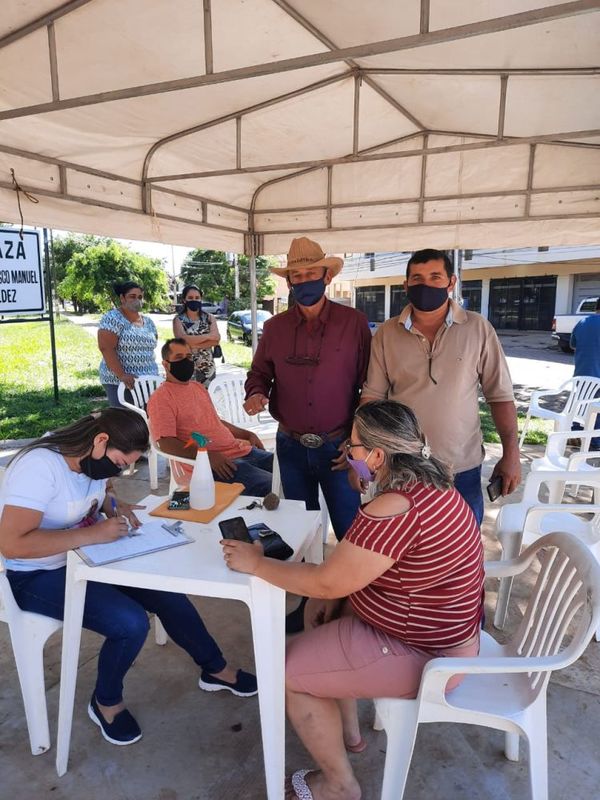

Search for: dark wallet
xmin=247 ymin=523 xmax=294 ymax=561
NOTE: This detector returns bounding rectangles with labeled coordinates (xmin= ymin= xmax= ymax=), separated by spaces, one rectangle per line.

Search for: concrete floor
xmin=1 ymin=442 xmax=599 ymax=800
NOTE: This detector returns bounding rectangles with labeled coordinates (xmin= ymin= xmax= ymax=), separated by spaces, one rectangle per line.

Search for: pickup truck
xmin=552 ymin=297 xmax=599 ymax=352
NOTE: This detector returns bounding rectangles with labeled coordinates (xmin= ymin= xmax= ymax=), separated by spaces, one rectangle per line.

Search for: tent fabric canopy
xmin=0 ymin=0 xmax=599 ymax=255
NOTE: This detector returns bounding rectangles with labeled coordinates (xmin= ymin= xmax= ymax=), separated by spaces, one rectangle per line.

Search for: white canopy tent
xmin=0 ymin=0 xmax=599 ymax=326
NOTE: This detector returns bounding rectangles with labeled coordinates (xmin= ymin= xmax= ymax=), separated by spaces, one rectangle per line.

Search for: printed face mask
xmin=168 ymin=357 xmax=195 ymax=382
xmin=346 ymin=449 xmax=375 ymax=484
xmin=185 ymin=300 xmax=202 ymax=312
xmin=79 ymin=447 xmax=122 ymax=480
xmin=124 ymin=298 xmax=143 ymax=312
xmin=291 ymin=277 xmax=326 ymax=307
xmin=406 ymin=283 xmax=450 ymax=312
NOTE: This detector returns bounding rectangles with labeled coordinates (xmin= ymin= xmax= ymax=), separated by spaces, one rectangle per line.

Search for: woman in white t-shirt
xmin=0 ymin=408 xmax=257 ymax=747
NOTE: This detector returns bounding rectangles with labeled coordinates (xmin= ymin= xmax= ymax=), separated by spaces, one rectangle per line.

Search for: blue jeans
xmin=453 ymin=465 xmax=484 ymax=527
xmin=276 ymin=432 xmax=361 ymax=541
xmin=218 ymin=446 xmax=273 ymax=497
xmin=7 ymin=568 xmax=226 ymax=707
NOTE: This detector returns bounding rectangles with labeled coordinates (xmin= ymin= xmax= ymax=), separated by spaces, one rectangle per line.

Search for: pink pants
xmin=286 ymin=610 xmax=479 ymax=700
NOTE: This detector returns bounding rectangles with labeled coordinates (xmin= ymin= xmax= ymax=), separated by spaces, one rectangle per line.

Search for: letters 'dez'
xmin=0 ymin=229 xmax=45 ymax=315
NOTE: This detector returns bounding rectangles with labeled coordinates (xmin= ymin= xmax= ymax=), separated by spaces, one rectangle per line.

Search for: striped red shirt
xmin=347 ymin=483 xmax=484 ymax=649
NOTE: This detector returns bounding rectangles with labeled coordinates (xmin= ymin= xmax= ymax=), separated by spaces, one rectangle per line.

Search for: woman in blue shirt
xmin=97 ymin=281 xmax=159 ymax=406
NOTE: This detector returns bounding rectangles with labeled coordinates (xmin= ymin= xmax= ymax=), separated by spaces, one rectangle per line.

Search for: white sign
xmin=0 ymin=228 xmax=45 ymax=315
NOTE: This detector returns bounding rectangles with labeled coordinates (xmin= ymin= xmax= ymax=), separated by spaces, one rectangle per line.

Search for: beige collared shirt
xmin=363 ymin=300 xmax=514 ymax=473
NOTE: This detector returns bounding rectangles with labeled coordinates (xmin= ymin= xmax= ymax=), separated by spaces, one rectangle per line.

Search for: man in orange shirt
xmin=147 ymin=339 xmax=273 ymax=496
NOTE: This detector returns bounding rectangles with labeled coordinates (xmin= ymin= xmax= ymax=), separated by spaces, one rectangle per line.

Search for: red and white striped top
xmin=347 ymin=483 xmax=484 ymax=649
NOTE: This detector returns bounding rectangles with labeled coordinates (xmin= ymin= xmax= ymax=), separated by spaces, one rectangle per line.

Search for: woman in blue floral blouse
xmin=97 ymin=281 xmax=159 ymax=406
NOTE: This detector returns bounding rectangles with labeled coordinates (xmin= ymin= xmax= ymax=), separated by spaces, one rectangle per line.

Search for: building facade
xmin=328 ymin=246 xmax=600 ymax=331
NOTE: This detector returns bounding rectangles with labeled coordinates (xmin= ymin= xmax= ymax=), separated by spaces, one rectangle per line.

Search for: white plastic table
xmin=55 ymin=494 xmax=322 ymax=799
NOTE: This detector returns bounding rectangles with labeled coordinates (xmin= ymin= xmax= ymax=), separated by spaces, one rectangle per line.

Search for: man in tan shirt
xmin=362 ymin=248 xmax=521 ymax=525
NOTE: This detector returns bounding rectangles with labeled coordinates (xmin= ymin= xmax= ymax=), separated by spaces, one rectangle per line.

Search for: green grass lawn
xmin=480 ymin=401 xmax=553 ymax=445
xmin=0 ymin=319 xmax=108 ymax=440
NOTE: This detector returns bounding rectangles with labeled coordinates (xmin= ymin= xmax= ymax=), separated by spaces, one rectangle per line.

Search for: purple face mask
xmin=346 ymin=449 xmax=375 ymax=484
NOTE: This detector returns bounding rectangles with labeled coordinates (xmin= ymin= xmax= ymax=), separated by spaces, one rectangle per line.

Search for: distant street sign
xmin=0 ymin=228 xmax=45 ymax=314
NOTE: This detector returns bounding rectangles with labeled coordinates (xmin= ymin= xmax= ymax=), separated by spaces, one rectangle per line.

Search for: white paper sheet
xmin=76 ymin=521 xmax=193 ymax=567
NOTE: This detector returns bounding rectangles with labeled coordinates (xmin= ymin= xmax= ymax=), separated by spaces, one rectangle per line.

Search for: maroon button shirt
xmin=245 ymin=299 xmax=372 ymax=434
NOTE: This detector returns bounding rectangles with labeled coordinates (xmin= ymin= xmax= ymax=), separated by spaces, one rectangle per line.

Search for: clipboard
xmin=76 ymin=521 xmax=194 ymax=567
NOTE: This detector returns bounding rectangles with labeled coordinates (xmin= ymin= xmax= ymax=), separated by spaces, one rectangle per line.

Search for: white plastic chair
xmin=0 ymin=564 xmax=62 ymax=755
xmin=208 ymin=372 xmax=278 ymax=450
xmin=374 ymin=532 xmax=600 ymax=800
xmin=0 ymin=465 xmax=63 ymax=757
xmin=519 ymin=376 xmax=600 ymax=447
xmin=493 ymin=469 xmax=600 ymax=631
xmin=530 ymin=427 xmax=600 ymax=503
xmin=117 ymin=374 xmax=165 ymax=490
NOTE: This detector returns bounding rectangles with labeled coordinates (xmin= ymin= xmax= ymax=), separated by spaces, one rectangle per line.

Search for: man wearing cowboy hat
xmin=244 ymin=236 xmax=371 ymax=546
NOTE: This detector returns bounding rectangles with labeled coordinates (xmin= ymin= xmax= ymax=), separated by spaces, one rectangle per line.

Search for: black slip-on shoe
xmin=88 ymin=695 xmax=142 ymax=746
xmin=198 ymin=669 xmax=258 ymax=697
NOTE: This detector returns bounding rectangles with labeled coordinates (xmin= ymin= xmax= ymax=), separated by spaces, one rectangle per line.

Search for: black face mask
xmin=168 ymin=357 xmax=195 ymax=382
xmin=406 ymin=283 xmax=450 ymax=312
xmin=79 ymin=447 xmax=122 ymax=480
xmin=185 ymin=300 xmax=202 ymax=312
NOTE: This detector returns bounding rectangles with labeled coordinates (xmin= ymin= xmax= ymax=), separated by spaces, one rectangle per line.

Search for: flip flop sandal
xmin=291 ymin=769 xmax=314 ymax=800
xmin=346 ymin=738 xmax=367 ymax=753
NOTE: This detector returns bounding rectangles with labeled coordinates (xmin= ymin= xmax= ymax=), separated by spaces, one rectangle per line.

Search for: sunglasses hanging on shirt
xmin=285 ymin=324 xmax=326 ymax=366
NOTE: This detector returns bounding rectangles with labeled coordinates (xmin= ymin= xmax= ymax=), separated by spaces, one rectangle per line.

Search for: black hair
xmin=12 ymin=408 xmax=149 ymax=464
xmin=406 ymin=249 xmax=454 ymax=280
xmin=113 ymin=280 xmax=143 ymax=297
xmin=181 ymin=284 xmax=203 ymax=299
xmin=161 ymin=337 xmax=187 ymax=360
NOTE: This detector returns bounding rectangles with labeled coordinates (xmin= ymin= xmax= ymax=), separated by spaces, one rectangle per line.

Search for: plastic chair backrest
xmin=117 ymin=374 xmax=164 ymax=415
xmin=563 ymin=375 xmax=600 ymax=419
xmin=208 ymin=373 xmax=253 ymax=426
xmin=520 ymin=467 xmax=600 ymax=505
xmin=507 ymin=534 xmax=600 ymax=696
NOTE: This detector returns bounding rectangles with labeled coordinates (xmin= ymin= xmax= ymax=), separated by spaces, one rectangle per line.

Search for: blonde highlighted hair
xmin=354 ymin=400 xmax=452 ymax=492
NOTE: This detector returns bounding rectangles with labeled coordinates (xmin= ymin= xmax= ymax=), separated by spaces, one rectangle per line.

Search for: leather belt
xmin=278 ymin=424 xmax=348 ymax=449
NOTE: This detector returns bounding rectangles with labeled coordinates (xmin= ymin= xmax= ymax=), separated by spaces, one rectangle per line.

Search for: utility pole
xmin=233 ymin=253 xmax=240 ymax=299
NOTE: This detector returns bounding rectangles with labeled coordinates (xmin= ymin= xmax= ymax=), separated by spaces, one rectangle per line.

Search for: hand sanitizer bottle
xmin=188 ymin=433 xmax=215 ymax=510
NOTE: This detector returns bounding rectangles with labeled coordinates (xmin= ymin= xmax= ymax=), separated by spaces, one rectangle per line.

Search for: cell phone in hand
xmin=486 ymin=475 xmax=503 ymax=502
xmin=218 ymin=516 xmax=252 ymax=542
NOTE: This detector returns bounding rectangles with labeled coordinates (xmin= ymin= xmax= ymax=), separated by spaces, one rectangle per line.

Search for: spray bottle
xmin=187 ymin=432 xmax=215 ymax=510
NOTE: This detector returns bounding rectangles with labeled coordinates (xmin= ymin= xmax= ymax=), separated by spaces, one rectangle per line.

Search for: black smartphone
xmin=218 ymin=516 xmax=252 ymax=542
xmin=168 ymin=490 xmax=190 ymax=511
xmin=486 ymin=475 xmax=503 ymax=502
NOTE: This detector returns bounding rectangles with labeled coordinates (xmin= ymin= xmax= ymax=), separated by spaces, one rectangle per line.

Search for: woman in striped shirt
xmin=222 ymin=400 xmax=484 ymax=800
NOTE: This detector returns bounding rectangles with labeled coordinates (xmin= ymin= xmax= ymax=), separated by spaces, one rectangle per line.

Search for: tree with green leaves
xmin=179 ymin=249 xmax=276 ymax=309
xmin=57 ymin=240 xmax=170 ymax=313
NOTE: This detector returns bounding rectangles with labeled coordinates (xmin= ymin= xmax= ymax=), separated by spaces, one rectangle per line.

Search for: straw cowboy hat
xmin=271 ymin=236 xmax=343 ymax=278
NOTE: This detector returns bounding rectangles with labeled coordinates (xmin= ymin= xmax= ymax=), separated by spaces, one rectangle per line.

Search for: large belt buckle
xmin=299 ymin=433 xmax=324 ymax=448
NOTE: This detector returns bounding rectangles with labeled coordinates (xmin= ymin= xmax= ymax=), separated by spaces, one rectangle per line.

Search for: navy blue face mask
xmin=406 ymin=283 xmax=450 ymax=312
xmin=185 ymin=300 xmax=202 ymax=312
xmin=291 ymin=277 xmax=326 ymax=307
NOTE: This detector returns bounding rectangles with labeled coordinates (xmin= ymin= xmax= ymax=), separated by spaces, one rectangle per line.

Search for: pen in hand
xmin=110 ymin=496 xmax=140 ymax=537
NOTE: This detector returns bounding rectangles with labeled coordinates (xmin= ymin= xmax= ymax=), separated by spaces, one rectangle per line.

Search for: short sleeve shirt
xmin=98 ymin=308 xmax=158 ymax=385
xmin=147 ymin=381 xmax=251 ymax=459
xmin=363 ymin=301 xmax=514 ymax=473
xmin=346 ymin=483 xmax=484 ymax=649
xmin=0 ymin=449 xmax=107 ymax=571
